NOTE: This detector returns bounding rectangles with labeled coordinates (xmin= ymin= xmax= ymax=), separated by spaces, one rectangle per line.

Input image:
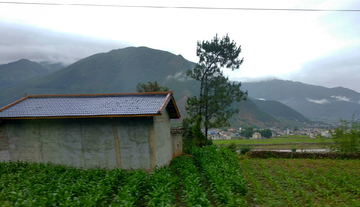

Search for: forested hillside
xmin=0 ymin=59 xmax=51 ymax=88
xmin=0 ymin=47 xmax=305 ymax=128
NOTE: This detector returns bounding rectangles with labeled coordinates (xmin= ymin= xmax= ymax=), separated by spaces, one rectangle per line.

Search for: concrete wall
xmin=0 ymin=112 xmax=175 ymax=171
xmin=0 ymin=121 xmax=10 ymax=162
xmin=171 ymin=132 xmax=182 ymax=159
xmin=153 ymin=110 xmax=172 ymax=167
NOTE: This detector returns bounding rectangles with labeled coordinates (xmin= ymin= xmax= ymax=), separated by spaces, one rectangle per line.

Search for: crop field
xmin=0 ymin=146 xmax=246 ymax=207
xmin=240 ymin=158 xmax=360 ymax=206
xmin=214 ymin=137 xmax=334 ymax=151
xmin=1 ymin=147 xmax=359 ymax=206
xmin=213 ymin=138 xmax=333 ymax=145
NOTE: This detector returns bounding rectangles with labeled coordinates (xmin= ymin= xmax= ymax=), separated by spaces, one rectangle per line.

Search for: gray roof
xmin=0 ymin=93 xmax=180 ymax=119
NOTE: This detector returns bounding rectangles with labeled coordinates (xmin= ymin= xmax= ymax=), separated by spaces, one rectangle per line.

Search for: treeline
xmin=240 ymin=127 xmax=272 ymax=138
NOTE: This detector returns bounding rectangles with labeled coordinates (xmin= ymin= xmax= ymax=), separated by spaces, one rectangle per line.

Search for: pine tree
xmin=186 ymin=34 xmax=247 ymax=139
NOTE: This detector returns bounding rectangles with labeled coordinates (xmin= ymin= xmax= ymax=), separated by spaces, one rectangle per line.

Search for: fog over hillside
xmin=0 ymin=22 xmax=131 ymax=65
xmin=1 ymin=1 xmax=360 ymax=92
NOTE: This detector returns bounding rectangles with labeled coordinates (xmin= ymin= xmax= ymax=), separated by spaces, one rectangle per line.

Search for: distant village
xmin=205 ymin=126 xmax=334 ymax=140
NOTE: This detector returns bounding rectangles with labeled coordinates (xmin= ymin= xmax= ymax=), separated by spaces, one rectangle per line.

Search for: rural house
xmin=0 ymin=92 xmax=182 ymax=171
xmin=252 ymin=132 xmax=261 ymax=139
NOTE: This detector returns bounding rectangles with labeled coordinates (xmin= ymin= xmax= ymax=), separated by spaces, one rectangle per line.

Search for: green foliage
xmin=0 ymin=148 xmax=250 ymax=206
xmin=227 ymin=142 xmax=238 ymax=153
xmin=241 ymin=127 xmax=254 ymax=138
xmin=291 ymin=148 xmax=297 ymax=152
xmin=241 ymin=159 xmax=360 ymax=206
xmin=331 ymin=118 xmax=360 ymax=153
xmin=144 ymin=166 xmax=177 ymax=206
xmin=0 ymin=161 xmax=128 ymax=206
xmin=136 ymin=81 xmax=169 ymax=92
xmin=239 ymin=145 xmax=252 ymax=155
xmin=114 ymin=169 xmax=146 ymax=206
xmin=190 ymin=146 xmax=247 ymax=205
xmin=257 ymin=129 xmax=273 ymax=138
xmin=182 ymin=116 xmax=212 ymax=153
xmin=170 ymin=156 xmax=210 ymax=206
xmin=182 ymin=118 xmax=195 ymax=154
xmin=186 ymin=34 xmax=247 ymax=138
xmin=192 ymin=115 xmax=212 ymax=148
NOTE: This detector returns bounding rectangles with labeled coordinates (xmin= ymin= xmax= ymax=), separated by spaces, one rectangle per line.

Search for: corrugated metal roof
xmin=0 ymin=92 xmax=180 ymax=119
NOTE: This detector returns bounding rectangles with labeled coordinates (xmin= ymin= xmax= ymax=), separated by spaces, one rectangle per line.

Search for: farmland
xmin=0 ymin=146 xmax=246 ymax=206
xmin=241 ymin=158 xmax=360 ymax=206
xmin=213 ymin=138 xmax=333 ymax=145
xmin=214 ymin=137 xmax=333 ymax=151
xmin=1 ymin=146 xmax=360 ymax=206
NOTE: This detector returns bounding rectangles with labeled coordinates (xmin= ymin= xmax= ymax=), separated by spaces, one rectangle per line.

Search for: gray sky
xmin=0 ymin=0 xmax=359 ymax=92
xmin=0 ymin=21 xmax=130 ymax=65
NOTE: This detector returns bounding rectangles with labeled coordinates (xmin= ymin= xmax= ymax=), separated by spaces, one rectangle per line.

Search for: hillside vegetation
xmin=0 ymin=59 xmax=51 ymax=88
xmin=251 ymin=98 xmax=310 ymax=123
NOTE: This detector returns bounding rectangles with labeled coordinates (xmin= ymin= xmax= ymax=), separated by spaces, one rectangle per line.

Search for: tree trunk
xmin=198 ymin=80 xmax=203 ymax=116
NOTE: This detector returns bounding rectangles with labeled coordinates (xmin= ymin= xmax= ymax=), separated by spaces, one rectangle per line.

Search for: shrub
xmin=291 ymin=148 xmax=296 ymax=152
xmin=331 ymin=117 xmax=360 ymax=153
xmin=227 ymin=142 xmax=237 ymax=153
xmin=239 ymin=145 xmax=251 ymax=155
xmin=182 ymin=118 xmax=195 ymax=154
xmin=182 ymin=116 xmax=212 ymax=154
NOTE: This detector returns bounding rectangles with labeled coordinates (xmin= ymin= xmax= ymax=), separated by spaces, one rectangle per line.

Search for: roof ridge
xmin=0 ymin=96 xmax=29 ymax=112
xmin=27 ymin=91 xmax=173 ymax=98
xmin=157 ymin=93 xmax=172 ymax=114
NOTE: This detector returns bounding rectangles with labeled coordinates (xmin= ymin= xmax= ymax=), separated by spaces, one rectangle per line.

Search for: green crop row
xmin=0 ymin=161 xmax=128 ymax=207
xmin=190 ymin=146 xmax=247 ymax=206
xmin=144 ymin=166 xmax=177 ymax=207
xmin=240 ymin=158 xmax=360 ymax=206
xmin=170 ymin=155 xmax=210 ymax=206
xmin=0 ymin=146 xmax=248 ymax=206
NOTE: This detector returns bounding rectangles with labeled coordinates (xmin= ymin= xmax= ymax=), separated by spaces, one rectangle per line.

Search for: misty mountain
xmin=0 ymin=59 xmax=51 ymax=88
xmin=0 ymin=47 xmax=286 ymax=128
xmin=242 ymin=79 xmax=360 ymax=121
xmin=39 ymin=61 xmax=67 ymax=72
xmin=231 ymin=98 xmax=281 ymax=128
xmin=251 ymin=98 xmax=310 ymax=123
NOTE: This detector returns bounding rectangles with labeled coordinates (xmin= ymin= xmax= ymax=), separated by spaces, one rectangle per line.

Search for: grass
xmin=245 ymin=143 xmax=332 ymax=150
xmin=277 ymin=135 xmax=312 ymax=138
xmin=241 ymin=158 xmax=360 ymax=206
xmin=213 ymin=138 xmax=333 ymax=145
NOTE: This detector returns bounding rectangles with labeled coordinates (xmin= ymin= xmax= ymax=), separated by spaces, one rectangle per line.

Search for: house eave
xmin=0 ymin=114 xmax=164 ymax=120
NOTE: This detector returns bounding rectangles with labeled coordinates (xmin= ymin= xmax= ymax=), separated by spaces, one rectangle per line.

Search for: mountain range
xmin=1 ymin=46 xmax=358 ymax=127
xmin=242 ymin=80 xmax=360 ymax=122
xmin=0 ymin=59 xmax=51 ymax=88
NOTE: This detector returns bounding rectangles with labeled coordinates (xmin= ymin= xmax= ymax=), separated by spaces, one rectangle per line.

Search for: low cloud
xmin=307 ymin=98 xmax=330 ymax=104
xmin=255 ymin=98 xmax=266 ymax=101
xmin=166 ymin=71 xmax=189 ymax=82
xmin=289 ymin=42 xmax=360 ymax=93
xmin=0 ymin=22 xmax=131 ymax=65
xmin=331 ymin=95 xmax=351 ymax=102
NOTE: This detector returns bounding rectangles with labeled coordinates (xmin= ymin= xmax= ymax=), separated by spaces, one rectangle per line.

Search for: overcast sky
xmin=0 ymin=0 xmax=359 ymax=92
